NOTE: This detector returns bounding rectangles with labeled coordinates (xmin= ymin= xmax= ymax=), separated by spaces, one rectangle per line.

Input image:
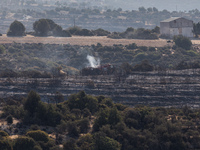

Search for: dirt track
xmin=0 ymin=34 xmax=172 ymax=47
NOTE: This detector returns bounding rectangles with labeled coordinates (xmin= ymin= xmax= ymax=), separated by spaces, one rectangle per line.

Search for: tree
xmin=33 ymin=19 xmax=51 ymax=36
xmin=93 ymin=132 xmax=121 ymax=150
xmin=138 ymin=7 xmax=146 ymax=13
xmin=24 ymin=90 xmax=41 ymax=116
xmin=54 ymin=91 xmax=64 ymax=104
xmin=193 ymin=22 xmax=200 ymax=38
xmin=173 ymin=35 xmax=192 ymax=50
xmin=13 ymin=136 xmax=36 ymax=150
xmin=7 ymin=20 xmax=25 ymax=36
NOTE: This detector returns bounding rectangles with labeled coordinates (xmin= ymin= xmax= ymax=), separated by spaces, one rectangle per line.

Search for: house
xmin=160 ymin=17 xmax=193 ymax=38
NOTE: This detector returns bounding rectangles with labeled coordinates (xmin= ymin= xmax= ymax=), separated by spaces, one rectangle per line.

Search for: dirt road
xmin=0 ymin=34 xmax=171 ymax=47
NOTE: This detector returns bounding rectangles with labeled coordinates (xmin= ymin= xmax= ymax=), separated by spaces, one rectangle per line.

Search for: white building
xmin=160 ymin=17 xmax=193 ymax=38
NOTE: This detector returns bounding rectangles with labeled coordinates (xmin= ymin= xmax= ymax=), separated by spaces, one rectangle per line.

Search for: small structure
xmin=160 ymin=17 xmax=193 ymax=38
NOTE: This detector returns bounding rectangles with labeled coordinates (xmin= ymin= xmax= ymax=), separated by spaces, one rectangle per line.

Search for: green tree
xmin=54 ymin=91 xmax=64 ymax=104
xmin=13 ymin=136 xmax=36 ymax=150
xmin=193 ymin=22 xmax=200 ymax=38
xmin=7 ymin=20 xmax=25 ymax=36
xmin=173 ymin=35 xmax=192 ymax=50
xmin=33 ymin=19 xmax=56 ymax=36
xmin=24 ymin=90 xmax=41 ymax=116
xmin=26 ymin=130 xmax=49 ymax=143
xmin=93 ymin=132 xmax=121 ymax=150
xmin=63 ymin=138 xmax=79 ymax=150
xmin=108 ymin=107 xmax=121 ymax=126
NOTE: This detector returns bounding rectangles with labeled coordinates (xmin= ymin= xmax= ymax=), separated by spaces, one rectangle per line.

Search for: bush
xmin=126 ymin=43 xmax=137 ymax=49
xmin=173 ymin=35 xmax=192 ymax=50
xmin=74 ymin=29 xmax=94 ymax=36
xmin=13 ymin=136 xmax=36 ymax=150
xmin=67 ymin=26 xmax=82 ymax=35
xmin=26 ymin=130 xmax=49 ymax=143
xmin=93 ymin=28 xmax=110 ymax=36
xmin=0 ymin=45 xmax=5 ymax=54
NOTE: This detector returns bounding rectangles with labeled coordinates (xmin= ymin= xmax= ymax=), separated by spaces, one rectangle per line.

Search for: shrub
xmin=126 ymin=43 xmax=137 ymax=49
xmin=13 ymin=136 xmax=36 ymax=150
xmin=0 ymin=45 xmax=5 ymax=54
xmin=173 ymin=35 xmax=192 ymax=50
xmin=67 ymin=26 xmax=82 ymax=35
xmin=26 ymin=130 xmax=49 ymax=143
xmin=93 ymin=28 xmax=110 ymax=36
xmin=75 ymin=29 xmax=94 ymax=36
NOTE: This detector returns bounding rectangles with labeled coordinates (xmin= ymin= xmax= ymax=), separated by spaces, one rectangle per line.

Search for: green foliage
xmin=24 ymin=90 xmax=41 ymax=116
xmin=68 ymin=91 xmax=98 ymax=114
xmin=33 ymin=19 xmax=69 ymax=37
xmin=93 ymin=132 xmax=121 ymax=150
xmin=79 ymin=118 xmax=90 ymax=133
xmin=13 ymin=136 xmax=36 ymax=150
xmin=67 ymin=121 xmax=79 ymax=137
xmin=33 ymin=19 xmax=52 ymax=36
xmin=67 ymin=26 xmax=82 ymax=35
xmin=152 ymin=26 xmax=160 ymax=34
xmin=93 ymin=28 xmax=111 ymax=36
xmin=126 ymin=43 xmax=137 ymax=49
xmin=63 ymin=138 xmax=79 ymax=150
xmin=26 ymin=130 xmax=49 ymax=143
xmin=173 ymin=35 xmax=192 ymax=50
xmin=133 ymin=60 xmax=154 ymax=72
xmin=193 ymin=22 xmax=200 ymax=37
xmin=7 ymin=20 xmax=25 ymax=36
xmin=0 ymin=45 xmax=5 ymax=54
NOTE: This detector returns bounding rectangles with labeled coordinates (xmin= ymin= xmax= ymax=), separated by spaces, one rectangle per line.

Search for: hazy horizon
xmin=103 ymin=0 xmax=200 ymax=11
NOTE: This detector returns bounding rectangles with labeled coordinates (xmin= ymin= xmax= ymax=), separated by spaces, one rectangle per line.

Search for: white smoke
xmin=87 ymin=55 xmax=100 ymax=68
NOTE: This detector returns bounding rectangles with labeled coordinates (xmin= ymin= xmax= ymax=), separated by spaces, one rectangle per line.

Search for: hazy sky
xmin=107 ymin=0 xmax=200 ymax=11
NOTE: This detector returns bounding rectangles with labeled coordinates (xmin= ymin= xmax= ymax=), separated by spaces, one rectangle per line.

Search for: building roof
xmin=160 ymin=17 xmax=193 ymax=23
xmin=161 ymin=17 xmax=181 ymax=23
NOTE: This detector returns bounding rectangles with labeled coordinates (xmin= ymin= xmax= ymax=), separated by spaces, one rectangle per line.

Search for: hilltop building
xmin=160 ymin=17 xmax=193 ymax=38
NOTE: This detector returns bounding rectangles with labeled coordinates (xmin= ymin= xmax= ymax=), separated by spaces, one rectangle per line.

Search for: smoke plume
xmin=87 ymin=55 xmax=100 ymax=68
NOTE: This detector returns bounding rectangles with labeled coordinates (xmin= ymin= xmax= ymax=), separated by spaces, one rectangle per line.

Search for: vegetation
xmin=108 ymin=27 xmax=159 ymax=39
xmin=33 ymin=19 xmax=71 ymax=37
xmin=0 ymin=41 xmax=199 ymax=76
xmin=1 ymin=90 xmax=200 ymax=149
xmin=7 ymin=20 xmax=25 ymax=36
xmin=173 ymin=35 xmax=192 ymax=50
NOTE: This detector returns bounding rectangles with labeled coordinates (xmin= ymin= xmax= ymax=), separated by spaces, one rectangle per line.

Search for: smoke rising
xmin=87 ymin=55 xmax=100 ymax=68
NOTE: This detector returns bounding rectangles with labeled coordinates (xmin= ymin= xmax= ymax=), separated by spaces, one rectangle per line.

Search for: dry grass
xmin=0 ymin=34 xmax=172 ymax=47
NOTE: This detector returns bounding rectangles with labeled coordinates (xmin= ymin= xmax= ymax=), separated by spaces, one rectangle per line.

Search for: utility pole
xmin=74 ymin=17 xmax=76 ymax=27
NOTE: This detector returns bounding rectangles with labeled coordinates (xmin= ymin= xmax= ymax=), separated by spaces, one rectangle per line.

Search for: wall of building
xmin=160 ymin=18 xmax=193 ymax=38
xmin=160 ymin=22 xmax=170 ymax=35
xmin=169 ymin=27 xmax=193 ymax=37
xmin=169 ymin=18 xmax=193 ymax=28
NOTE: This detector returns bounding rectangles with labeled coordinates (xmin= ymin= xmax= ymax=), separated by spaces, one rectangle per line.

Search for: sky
xmin=105 ymin=0 xmax=200 ymax=11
